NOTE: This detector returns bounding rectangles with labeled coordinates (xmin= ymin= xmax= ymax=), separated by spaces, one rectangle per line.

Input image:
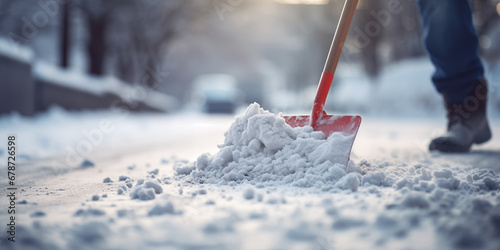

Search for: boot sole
xmin=429 ymin=139 xmax=470 ymax=153
xmin=429 ymin=120 xmax=492 ymax=153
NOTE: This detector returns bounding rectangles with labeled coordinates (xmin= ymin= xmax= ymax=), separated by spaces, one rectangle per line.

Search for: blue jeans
xmin=418 ymin=0 xmax=484 ymax=103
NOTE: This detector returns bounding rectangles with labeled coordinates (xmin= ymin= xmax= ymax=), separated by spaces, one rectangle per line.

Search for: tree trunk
xmin=59 ymin=0 xmax=70 ymax=68
xmin=358 ymin=0 xmax=381 ymax=78
xmin=86 ymin=16 xmax=107 ymax=76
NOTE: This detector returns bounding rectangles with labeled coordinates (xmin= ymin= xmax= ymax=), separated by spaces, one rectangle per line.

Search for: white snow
xmin=148 ymin=201 xmax=177 ymax=216
xmin=1 ymin=59 xmax=500 ymax=250
xmin=129 ymin=179 xmax=163 ymax=201
xmin=243 ymin=188 xmax=255 ymax=200
xmin=0 ymin=38 xmax=34 ymax=63
xmin=33 ymin=61 xmax=178 ymax=112
xmin=176 ymin=103 xmax=356 ymax=189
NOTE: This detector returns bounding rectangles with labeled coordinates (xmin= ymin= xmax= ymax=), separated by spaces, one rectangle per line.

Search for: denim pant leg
xmin=417 ymin=0 xmax=484 ymax=103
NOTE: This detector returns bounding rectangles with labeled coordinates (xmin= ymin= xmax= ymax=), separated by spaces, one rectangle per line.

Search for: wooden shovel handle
xmin=324 ymin=0 xmax=359 ymax=75
xmin=311 ymin=0 xmax=359 ymax=129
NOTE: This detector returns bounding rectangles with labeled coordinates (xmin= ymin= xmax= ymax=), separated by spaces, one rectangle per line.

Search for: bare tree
xmin=0 ymin=0 xmax=16 ymax=28
xmin=0 ymin=0 xmax=36 ymax=44
xmin=75 ymin=0 xmax=203 ymax=86
xmin=77 ymin=0 xmax=123 ymax=76
xmin=356 ymin=0 xmax=383 ymax=78
xmin=110 ymin=0 xmax=195 ymax=86
xmin=59 ymin=0 xmax=71 ymax=68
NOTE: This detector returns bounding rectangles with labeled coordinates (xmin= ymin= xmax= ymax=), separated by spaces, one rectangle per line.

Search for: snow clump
xmin=130 ymin=179 xmax=163 ymax=201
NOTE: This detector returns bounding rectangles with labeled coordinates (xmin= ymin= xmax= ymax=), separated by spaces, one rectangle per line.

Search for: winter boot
xmin=429 ymin=79 xmax=492 ymax=152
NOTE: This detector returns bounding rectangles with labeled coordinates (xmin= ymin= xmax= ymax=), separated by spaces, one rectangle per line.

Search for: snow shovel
xmin=284 ymin=0 xmax=361 ymax=164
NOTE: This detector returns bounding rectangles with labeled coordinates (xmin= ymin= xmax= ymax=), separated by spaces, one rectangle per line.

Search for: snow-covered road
xmin=1 ymin=107 xmax=499 ymax=250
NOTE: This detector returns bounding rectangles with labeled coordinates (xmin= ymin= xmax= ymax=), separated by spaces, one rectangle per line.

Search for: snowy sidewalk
xmin=1 ymin=108 xmax=499 ymax=250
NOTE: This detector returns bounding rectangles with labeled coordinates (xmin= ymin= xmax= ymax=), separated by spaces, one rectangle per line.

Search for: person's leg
xmin=418 ymin=0 xmax=484 ymax=103
xmin=418 ymin=0 xmax=491 ymax=152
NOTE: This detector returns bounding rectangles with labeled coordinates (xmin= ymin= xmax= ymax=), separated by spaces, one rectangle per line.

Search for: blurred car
xmin=191 ymin=74 xmax=244 ymax=114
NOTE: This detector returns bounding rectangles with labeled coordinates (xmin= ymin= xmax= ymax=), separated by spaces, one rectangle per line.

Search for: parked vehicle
xmin=192 ymin=74 xmax=243 ymax=114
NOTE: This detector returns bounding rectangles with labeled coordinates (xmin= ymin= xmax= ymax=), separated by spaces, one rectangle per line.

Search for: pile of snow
xmin=176 ymin=103 xmax=360 ymax=190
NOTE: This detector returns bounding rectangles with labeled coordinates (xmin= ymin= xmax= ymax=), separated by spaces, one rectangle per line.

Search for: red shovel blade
xmin=283 ymin=115 xmax=362 ymax=166
xmin=284 ymin=115 xmax=361 ymax=137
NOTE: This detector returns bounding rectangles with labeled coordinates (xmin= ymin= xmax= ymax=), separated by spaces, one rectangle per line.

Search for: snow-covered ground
xmin=1 ymin=101 xmax=499 ymax=250
xmin=1 ymin=57 xmax=500 ymax=249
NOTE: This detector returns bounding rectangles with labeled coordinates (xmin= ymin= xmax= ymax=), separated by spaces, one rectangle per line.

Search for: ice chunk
xmin=80 ymin=159 xmax=94 ymax=168
xmin=401 ymin=193 xmax=430 ymax=209
xmin=148 ymin=201 xmax=175 ymax=216
xmin=118 ymin=175 xmax=130 ymax=181
xmin=332 ymin=217 xmax=366 ymax=230
xmin=30 ymin=211 xmax=46 ymax=218
xmin=435 ymin=177 xmax=460 ymax=190
xmin=335 ymin=173 xmax=360 ymax=191
xmin=74 ymin=208 xmax=105 ymax=217
xmin=361 ymin=172 xmax=386 ymax=187
xmin=433 ymin=169 xmax=453 ymax=179
xmin=483 ymin=177 xmax=498 ymax=190
xmin=143 ymin=180 xmax=163 ymax=194
xmin=130 ymin=187 xmax=156 ymax=201
xmin=243 ymin=188 xmax=254 ymax=200
xmin=148 ymin=169 xmax=159 ymax=175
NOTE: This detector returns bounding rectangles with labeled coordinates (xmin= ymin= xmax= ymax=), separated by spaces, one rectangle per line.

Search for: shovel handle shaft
xmin=324 ymin=0 xmax=359 ymax=75
xmin=311 ymin=71 xmax=334 ymax=128
xmin=311 ymin=0 xmax=359 ymax=128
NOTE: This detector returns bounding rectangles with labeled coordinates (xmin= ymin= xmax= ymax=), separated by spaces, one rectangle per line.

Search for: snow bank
xmin=0 ymin=38 xmax=34 ymax=63
xmin=33 ymin=61 xmax=178 ymax=112
xmin=176 ymin=103 xmax=358 ymax=189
